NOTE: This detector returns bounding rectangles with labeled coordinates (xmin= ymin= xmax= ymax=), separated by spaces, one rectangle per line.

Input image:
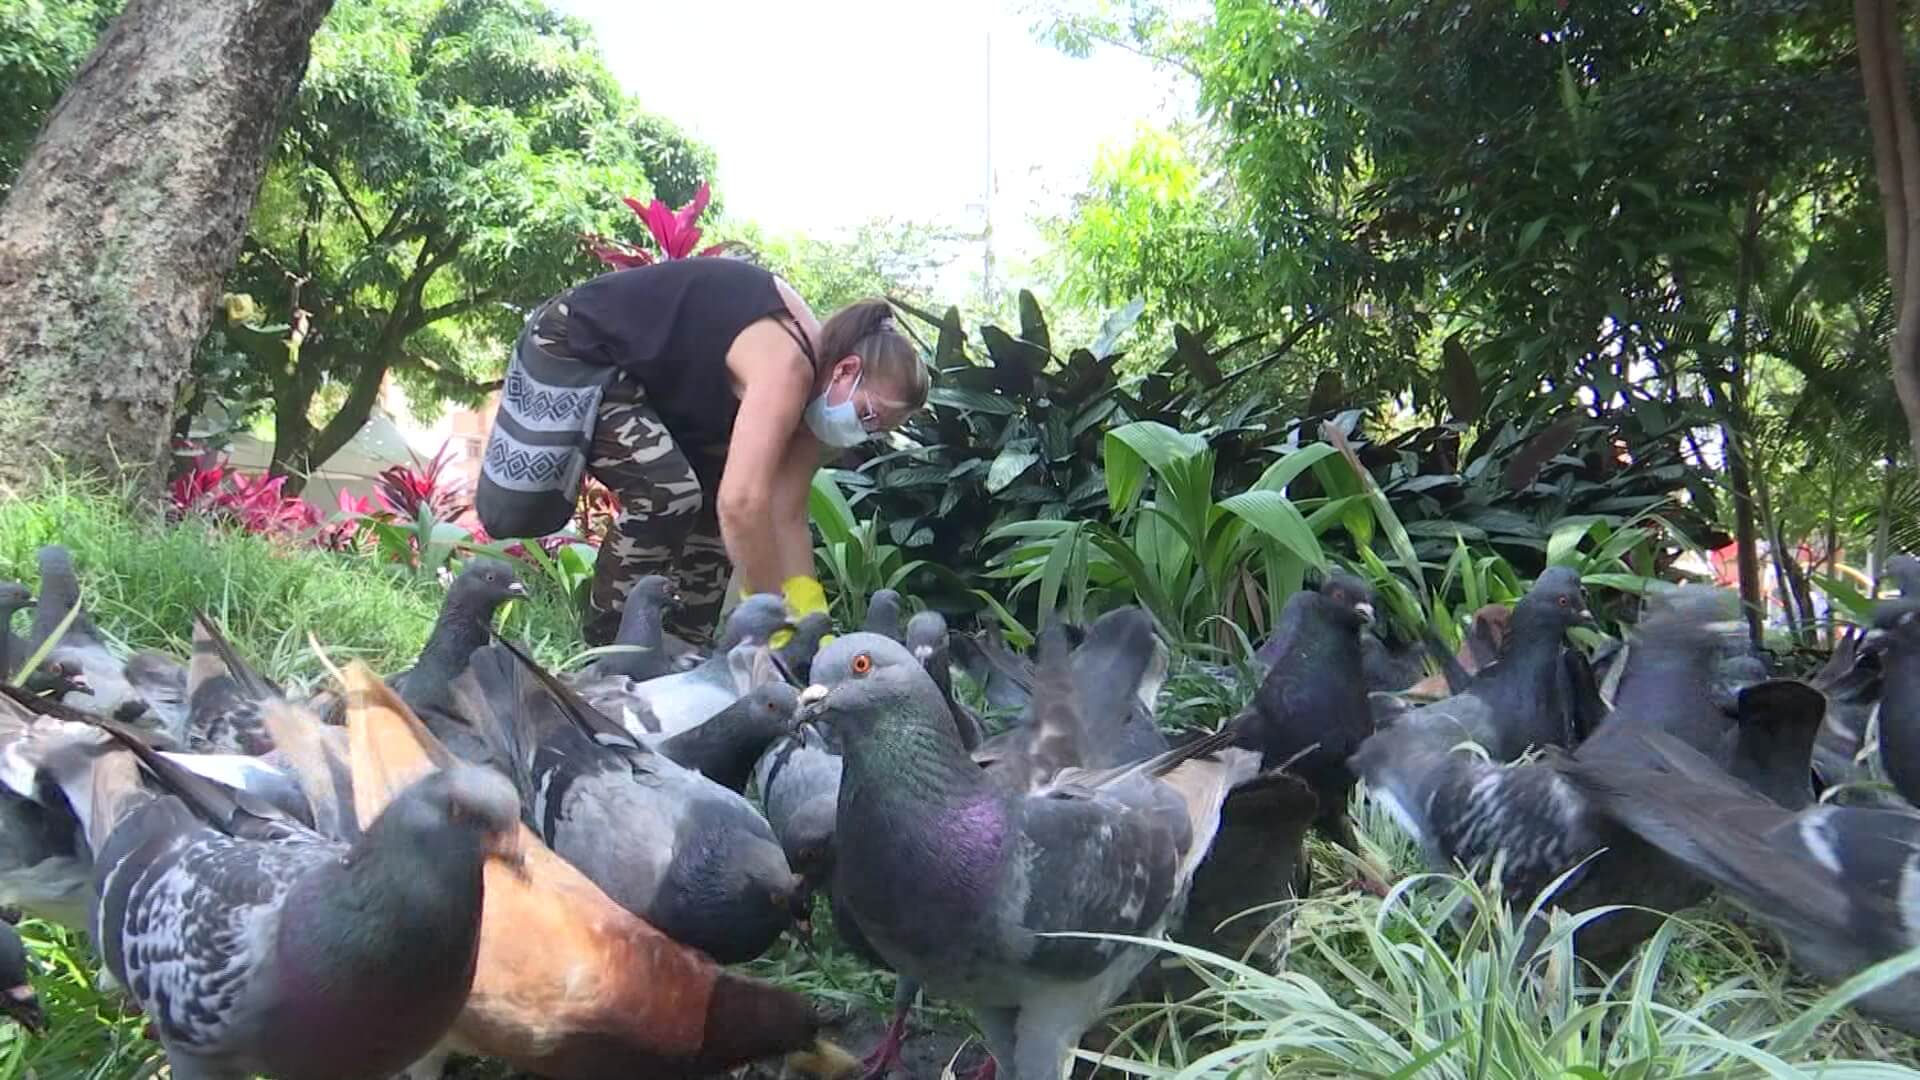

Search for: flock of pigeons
xmin=0 ymin=541 xmax=1917 ymax=1080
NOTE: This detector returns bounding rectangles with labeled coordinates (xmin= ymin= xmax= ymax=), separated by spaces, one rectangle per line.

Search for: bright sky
xmin=554 ymin=0 xmax=1192 ymax=268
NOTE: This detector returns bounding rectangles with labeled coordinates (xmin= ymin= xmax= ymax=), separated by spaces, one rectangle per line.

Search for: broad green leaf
xmin=1105 ymin=420 xmax=1209 ymax=515
xmin=928 ymin=385 xmax=1018 ymax=415
xmin=1219 ymin=491 xmax=1328 ymax=571
xmin=1252 ymin=442 xmax=1340 ymax=494
xmin=1546 ymin=518 xmax=1601 ymax=568
xmin=1037 ymin=520 xmax=1083 ymax=625
xmin=1518 ymin=215 xmax=1550 ymax=254
xmin=985 ymin=446 xmax=1041 ymax=494
xmin=808 ymin=471 xmax=858 ymax=546
xmin=1090 ymin=298 xmax=1146 ymax=359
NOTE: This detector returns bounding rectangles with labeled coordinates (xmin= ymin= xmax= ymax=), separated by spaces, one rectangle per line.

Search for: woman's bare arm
xmin=717 ymin=320 xmax=814 ymax=594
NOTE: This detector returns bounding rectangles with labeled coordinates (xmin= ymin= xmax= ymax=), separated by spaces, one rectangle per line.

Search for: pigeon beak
xmin=1 ymin=984 xmax=43 ymax=1037
xmin=912 ymin=645 xmax=933 ymax=662
xmin=799 ymin=683 xmax=830 ymax=724
xmin=1576 ymin=607 xmax=1596 ymax=627
xmin=506 ymin=581 xmax=528 ymax=598
xmin=1355 ymin=602 xmax=1376 ymax=624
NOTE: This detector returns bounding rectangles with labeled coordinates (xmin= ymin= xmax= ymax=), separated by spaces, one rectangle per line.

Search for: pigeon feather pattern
xmin=584 ymin=594 xmax=792 ymax=737
xmin=1565 ymin=727 xmax=1920 ymax=1034
xmin=1353 ymin=585 xmax=1766 ymax=959
xmin=1866 ymin=597 xmax=1920 ymax=806
xmin=343 ymin=662 xmax=839 ymax=1080
xmin=812 ymin=632 xmax=1258 ymax=1080
xmin=75 ymin=698 xmax=522 ymax=1080
xmin=453 ymin=636 xmax=804 ymax=964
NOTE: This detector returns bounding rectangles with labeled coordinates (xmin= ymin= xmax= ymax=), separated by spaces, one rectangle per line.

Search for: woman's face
xmin=822 ymin=356 xmax=916 ymax=435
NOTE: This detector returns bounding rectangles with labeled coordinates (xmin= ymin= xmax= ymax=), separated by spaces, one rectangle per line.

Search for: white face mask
xmin=805 ymin=370 xmax=869 ymax=448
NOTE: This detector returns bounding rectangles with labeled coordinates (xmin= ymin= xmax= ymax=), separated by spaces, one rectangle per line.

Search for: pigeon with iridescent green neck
xmin=806 ymin=632 xmax=1257 ymax=1080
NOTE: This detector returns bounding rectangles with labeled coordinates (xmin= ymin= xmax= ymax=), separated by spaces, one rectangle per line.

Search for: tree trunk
xmin=1857 ymin=0 xmax=1920 ymax=477
xmin=0 ymin=0 xmax=335 ymax=496
xmin=1722 ymin=191 xmax=1768 ymax=651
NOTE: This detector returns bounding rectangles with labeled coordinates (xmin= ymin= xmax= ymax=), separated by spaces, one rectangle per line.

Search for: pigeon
xmin=808 ymin=632 xmax=1259 ymax=1080
xmin=392 ymin=557 xmax=527 ymax=763
xmin=1403 ymin=604 xmax=1513 ymax=700
xmin=1866 ymin=597 xmax=1920 ymax=806
xmin=753 ymin=722 xmax=843 ymax=888
xmin=907 ymin=609 xmax=983 ymax=751
xmin=1353 ymin=586 xmax=1755 ymax=960
xmin=1888 ymin=553 xmax=1920 ymax=598
xmin=1565 ymin=727 xmax=1920 ymax=1034
xmin=1720 ymin=679 xmax=1828 ymax=811
xmin=951 ymin=624 xmax=1037 ymax=713
xmin=1384 ymin=567 xmax=1594 ymax=761
xmin=0 ymin=700 xmax=92 ymax=931
xmin=601 ymin=594 xmax=792 ymax=737
xmin=184 ymin=612 xmax=283 ymax=756
xmin=83 ymin=709 xmax=523 ymax=1080
xmin=1069 ymin=607 xmax=1171 ymax=767
xmin=585 ymin=575 xmax=680 ymax=682
xmin=1808 ymin=626 xmax=1885 ymax=799
xmin=652 ymin=680 xmax=801 ymax=793
xmin=24 ymin=545 xmax=184 ymax=733
xmin=0 ymin=919 xmax=41 ymax=1035
xmin=0 ymin=582 xmax=34 ymax=679
xmin=342 ymin=663 xmax=848 ymax=1080
xmin=778 ymin=612 xmax=837 ymax=684
xmin=450 ymin=638 xmax=807 ymax=964
xmin=864 ymin=591 xmax=905 ymax=642
xmin=1231 ymin=573 xmax=1376 ymax=857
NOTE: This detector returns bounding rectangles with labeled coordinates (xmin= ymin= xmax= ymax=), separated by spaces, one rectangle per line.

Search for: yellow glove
xmin=776 ymin=576 xmax=835 ymax=651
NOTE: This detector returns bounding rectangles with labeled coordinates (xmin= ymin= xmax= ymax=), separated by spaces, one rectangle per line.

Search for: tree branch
xmin=311 ymin=151 xmax=377 ymax=245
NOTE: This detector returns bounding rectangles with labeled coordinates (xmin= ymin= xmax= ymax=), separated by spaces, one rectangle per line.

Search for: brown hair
xmin=815 ymin=298 xmax=930 ymax=408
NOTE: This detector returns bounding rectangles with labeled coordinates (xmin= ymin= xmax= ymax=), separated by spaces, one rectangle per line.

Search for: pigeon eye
xmin=1557 ymin=595 xmax=1570 ymax=607
xmin=852 ymin=653 xmax=873 ymax=676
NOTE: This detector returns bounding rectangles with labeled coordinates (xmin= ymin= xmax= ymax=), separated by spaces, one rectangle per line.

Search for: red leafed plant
xmin=374 ymin=443 xmax=471 ymax=522
xmin=584 ymin=182 xmax=735 ymax=269
xmin=169 ymin=457 xmax=323 ymax=539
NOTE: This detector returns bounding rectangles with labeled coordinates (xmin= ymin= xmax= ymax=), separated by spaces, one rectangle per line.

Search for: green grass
xmin=3 ymin=480 xmax=1918 ymax=1079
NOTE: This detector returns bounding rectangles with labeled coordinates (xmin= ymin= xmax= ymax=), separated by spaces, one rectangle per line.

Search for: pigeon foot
xmin=860 ymin=1006 xmax=911 ymax=1079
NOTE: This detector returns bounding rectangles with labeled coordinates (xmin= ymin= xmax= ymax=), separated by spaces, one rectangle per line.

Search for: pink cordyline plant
xmin=584 ymin=182 xmax=735 ymax=269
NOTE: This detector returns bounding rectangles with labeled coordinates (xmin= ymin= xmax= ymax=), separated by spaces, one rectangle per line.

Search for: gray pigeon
xmin=1808 ymin=626 xmax=1886 ymax=800
xmin=1566 ymin=727 xmax=1920 ymax=1034
xmin=0 ymin=704 xmax=91 ymax=931
xmin=0 ymin=919 xmax=41 ymax=1035
xmin=753 ymin=722 xmax=843 ymax=887
xmin=652 ymin=680 xmax=801 ymax=793
xmin=1866 ymin=597 xmax=1920 ymax=806
xmin=951 ymin=624 xmax=1037 ymax=713
xmin=184 ymin=613 xmax=282 ymax=756
xmin=602 ymin=594 xmax=792 ymax=736
xmin=1720 ymin=679 xmax=1827 ymax=811
xmin=0 ymin=583 xmax=34 ymax=680
xmin=452 ymin=639 xmax=807 ymax=964
xmin=392 ymin=557 xmax=526 ymax=763
xmin=807 ymin=632 xmax=1258 ymax=1080
xmin=1353 ymin=586 xmax=1760 ymax=960
xmin=25 ymin=546 xmax=183 ymax=734
xmin=864 ymin=590 xmax=905 ymax=642
xmin=777 ymin=611 xmax=836 ymax=684
xmin=585 ymin=575 xmax=680 ymax=682
xmin=1233 ymin=574 xmax=1376 ymax=856
xmin=1381 ymin=566 xmax=1595 ymax=761
xmin=1888 ymin=553 xmax=1920 ymax=598
xmin=907 ymin=609 xmax=983 ymax=750
xmin=84 ymin=714 xmax=522 ymax=1080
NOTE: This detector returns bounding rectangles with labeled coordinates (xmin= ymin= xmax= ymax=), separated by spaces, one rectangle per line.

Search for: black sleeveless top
xmin=563 ymin=258 xmax=801 ymax=455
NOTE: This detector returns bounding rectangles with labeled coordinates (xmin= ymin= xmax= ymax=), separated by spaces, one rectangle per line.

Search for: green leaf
xmin=928 ymin=385 xmax=1018 ymax=415
xmin=808 ymin=471 xmax=858 ymax=545
xmin=1252 ymin=443 xmax=1339 ymax=494
xmin=1104 ymin=421 xmax=1207 ymax=514
xmin=1090 ymin=298 xmax=1145 ymax=359
xmin=1547 ymin=519 xmax=1601 ymax=568
xmin=1518 ymin=215 xmax=1550 ymax=254
xmin=1017 ymin=289 xmax=1051 ymax=356
xmin=1037 ymin=520 xmax=1083 ymax=625
xmin=985 ymin=446 xmax=1041 ymax=494
xmin=1218 ymin=491 xmax=1327 ymax=571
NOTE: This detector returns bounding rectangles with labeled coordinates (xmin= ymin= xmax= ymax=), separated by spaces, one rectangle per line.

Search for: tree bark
xmin=0 ymin=0 xmax=336 ymax=496
xmin=1857 ymin=0 xmax=1920 ymax=476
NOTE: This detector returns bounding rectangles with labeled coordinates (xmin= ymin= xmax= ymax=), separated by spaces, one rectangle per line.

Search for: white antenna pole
xmin=982 ymin=27 xmax=994 ymax=307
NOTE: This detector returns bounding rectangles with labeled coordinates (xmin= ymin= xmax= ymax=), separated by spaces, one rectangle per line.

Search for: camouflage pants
xmin=576 ymin=361 xmax=731 ymax=648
